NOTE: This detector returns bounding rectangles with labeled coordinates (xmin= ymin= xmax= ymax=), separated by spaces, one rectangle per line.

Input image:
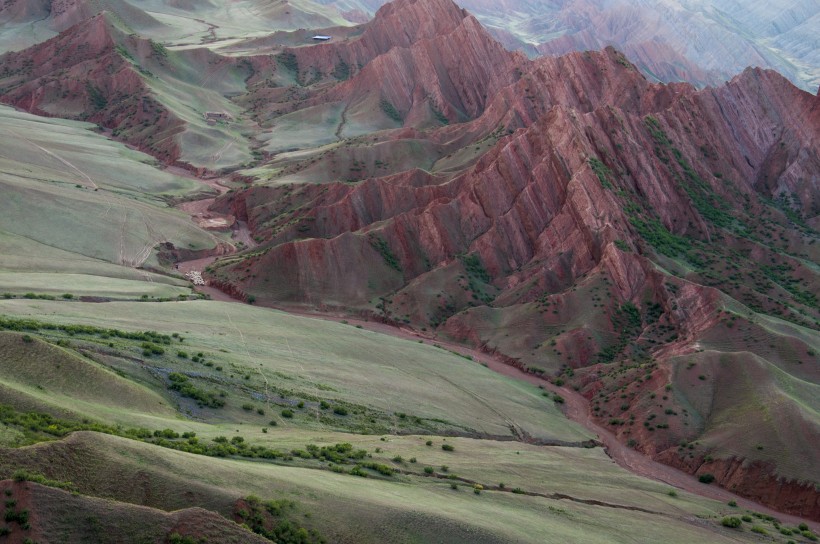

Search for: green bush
xmin=441 ymin=444 xmax=454 ymax=452
xmin=281 ymin=409 xmax=294 ymax=418
xmin=721 ymin=517 xmax=742 ymax=528
xmin=3 ymin=509 xmax=28 ymax=524
xmin=698 ymin=473 xmax=715 ymax=484
xmin=379 ymin=99 xmax=403 ymax=123
xmin=368 ymin=235 xmax=401 ymax=271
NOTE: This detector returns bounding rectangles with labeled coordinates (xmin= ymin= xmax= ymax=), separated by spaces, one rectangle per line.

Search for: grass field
xmin=0 ymin=431 xmax=771 ymax=544
xmin=0 ymin=332 xmax=179 ymax=430
xmin=0 ymin=298 xmax=589 ymax=442
xmin=0 ymin=106 xmax=219 ymax=298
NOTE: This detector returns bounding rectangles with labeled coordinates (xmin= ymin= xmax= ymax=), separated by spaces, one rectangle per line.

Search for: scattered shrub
xmin=721 ymin=517 xmax=742 ymax=528
xmin=698 ymin=473 xmax=715 ymax=484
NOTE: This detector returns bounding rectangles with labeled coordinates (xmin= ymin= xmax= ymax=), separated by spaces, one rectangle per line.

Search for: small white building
xmin=312 ymin=35 xmax=332 ymax=41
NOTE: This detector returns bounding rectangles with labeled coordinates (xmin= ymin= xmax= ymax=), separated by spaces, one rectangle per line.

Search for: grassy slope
xmin=141 ymin=0 xmax=351 ymax=45
xmin=0 ymin=298 xmax=588 ymax=442
xmin=126 ymin=44 xmax=256 ymax=171
xmin=0 ymin=106 xmax=218 ymax=299
xmin=0 ymin=332 xmax=179 ymax=431
xmin=671 ymin=350 xmax=820 ymax=482
xmin=0 ymin=479 xmax=270 ymax=544
xmin=0 ymin=298 xmax=805 ymax=542
xmin=0 ymin=432 xmax=763 ymax=544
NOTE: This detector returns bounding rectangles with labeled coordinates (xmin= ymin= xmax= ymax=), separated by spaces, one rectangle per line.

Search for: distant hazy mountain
xmin=325 ymin=0 xmax=820 ymax=92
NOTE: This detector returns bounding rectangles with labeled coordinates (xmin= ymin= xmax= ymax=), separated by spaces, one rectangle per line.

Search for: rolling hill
xmin=0 ymin=0 xmax=817 ymax=539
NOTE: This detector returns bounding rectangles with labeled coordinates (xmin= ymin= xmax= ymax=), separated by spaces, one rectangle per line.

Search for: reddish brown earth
xmin=0 ymin=14 xmax=183 ymax=161
xmin=199 ymin=0 xmax=820 ymax=519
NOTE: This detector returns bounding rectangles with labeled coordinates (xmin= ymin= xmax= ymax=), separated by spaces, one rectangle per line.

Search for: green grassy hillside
xmin=0 ymin=297 xmax=813 ymax=542
xmin=0 ymin=106 xmax=219 ymax=299
xmin=0 ymin=432 xmax=776 ymax=544
xmin=0 ymin=299 xmax=588 ymax=442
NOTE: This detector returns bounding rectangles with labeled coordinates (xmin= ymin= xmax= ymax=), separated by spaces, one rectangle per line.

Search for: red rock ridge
xmin=206 ymin=0 xmax=819 ymax=516
xmin=0 ymin=13 xmax=184 ymax=161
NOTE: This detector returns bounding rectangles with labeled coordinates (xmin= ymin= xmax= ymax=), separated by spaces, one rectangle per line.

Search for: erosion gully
xmin=171 ymin=172 xmax=818 ymax=532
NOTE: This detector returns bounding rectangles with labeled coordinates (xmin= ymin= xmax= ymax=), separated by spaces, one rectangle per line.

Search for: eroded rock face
xmin=205 ymin=0 xmax=819 ymax=517
xmin=657 ymin=454 xmax=820 ymax=521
